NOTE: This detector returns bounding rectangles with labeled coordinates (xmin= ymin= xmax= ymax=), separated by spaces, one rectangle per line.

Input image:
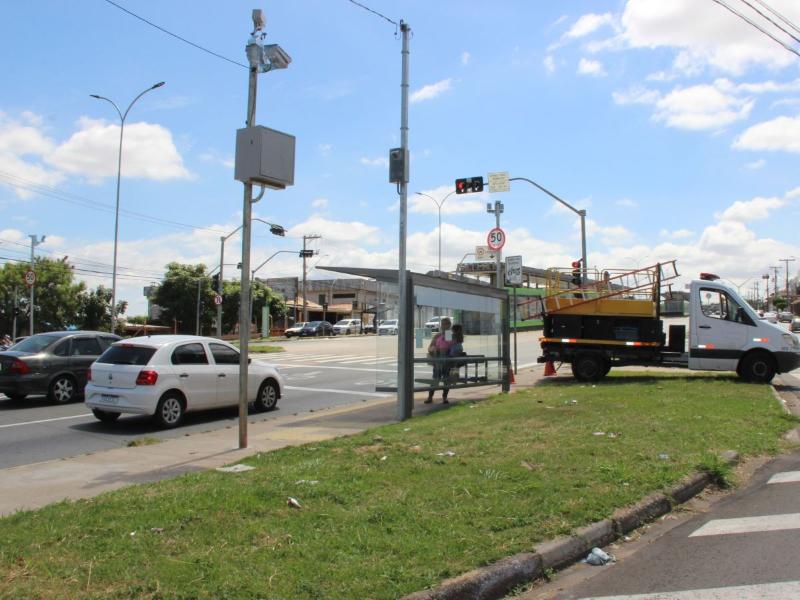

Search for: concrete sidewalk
xmin=0 ymin=366 xmax=544 ymax=517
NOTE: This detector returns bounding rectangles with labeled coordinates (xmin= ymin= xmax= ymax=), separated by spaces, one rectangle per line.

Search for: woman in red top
xmin=425 ymin=317 xmax=452 ymax=404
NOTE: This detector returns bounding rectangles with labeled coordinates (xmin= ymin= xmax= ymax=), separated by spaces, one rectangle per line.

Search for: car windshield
xmin=334 ymin=320 xmax=350 ymax=326
xmin=9 ymin=334 xmax=61 ymax=353
xmin=96 ymin=345 xmax=157 ymax=366
xmin=306 ymin=321 xmax=321 ymax=327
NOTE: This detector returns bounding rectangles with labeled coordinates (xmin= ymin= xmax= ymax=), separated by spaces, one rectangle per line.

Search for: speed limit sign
xmin=24 ymin=269 xmax=36 ymax=287
xmin=487 ymin=227 xmax=506 ymax=251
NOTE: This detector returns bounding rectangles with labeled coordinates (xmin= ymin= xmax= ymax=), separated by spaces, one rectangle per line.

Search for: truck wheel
xmin=738 ymin=352 xmax=776 ymax=383
xmin=571 ymin=353 xmax=606 ymax=382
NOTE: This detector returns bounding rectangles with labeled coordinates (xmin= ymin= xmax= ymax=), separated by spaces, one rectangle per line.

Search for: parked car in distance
xmin=299 ymin=321 xmax=334 ymax=337
xmin=362 ymin=320 xmax=377 ymax=334
xmin=778 ymin=311 xmax=794 ymax=323
xmin=0 ymin=331 xmax=121 ymax=403
xmin=792 ymin=317 xmax=800 ymax=333
xmin=85 ymin=335 xmax=283 ymax=428
xmin=333 ymin=318 xmax=361 ymax=335
xmin=284 ymin=322 xmax=307 ymax=338
xmin=762 ymin=311 xmax=778 ymax=324
xmin=424 ymin=316 xmax=452 ymax=333
xmin=378 ymin=319 xmax=399 ymax=335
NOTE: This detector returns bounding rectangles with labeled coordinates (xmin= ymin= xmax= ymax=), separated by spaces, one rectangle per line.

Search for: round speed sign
xmin=24 ymin=269 xmax=36 ymax=287
xmin=487 ymin=227 xmax=506 ymax=251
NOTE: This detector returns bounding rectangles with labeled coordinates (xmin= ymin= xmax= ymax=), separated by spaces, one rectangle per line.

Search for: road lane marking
xmin=767 ymin=471 xmax=800 ymax=484
xmin=0 ymin=413 xmax=93 ymax=429
xmin=284 ymin=385 xmax=390 ymax=398
xmin=277 ymin=364 xmax=396 ymax=373
xmin=581 ymin=580 xmax=800 ymax=599
xmin=689 ymin=513 xmax=800 ymax=537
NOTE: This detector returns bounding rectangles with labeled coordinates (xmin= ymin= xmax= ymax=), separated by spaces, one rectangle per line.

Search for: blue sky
xmin=2 ymin=0 xmax=800 ymax=314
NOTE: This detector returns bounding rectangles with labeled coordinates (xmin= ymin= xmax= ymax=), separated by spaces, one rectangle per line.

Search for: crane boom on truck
xmin=536 ymin=262 xmax=800 ymax=383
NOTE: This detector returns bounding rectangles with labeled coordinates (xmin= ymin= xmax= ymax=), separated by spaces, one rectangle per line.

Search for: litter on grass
xmin=216 ymin=464 xmax=255 ymax=473
xmin=287 ymin=497 xmax=302 ymax=509
xmin=658 ymin=453 xmax=670 ymax=461
xmin=584 ymin=547 xmax=615 ymax=566
xmin=294 ymin=479 xmax=319 ymax=485
xmin=436 ymin=451 xmax=456 ymax=457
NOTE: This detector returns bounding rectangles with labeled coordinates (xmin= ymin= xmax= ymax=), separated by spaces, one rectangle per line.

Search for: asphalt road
xmin=0 ymin=332 xmax=541 ymax=469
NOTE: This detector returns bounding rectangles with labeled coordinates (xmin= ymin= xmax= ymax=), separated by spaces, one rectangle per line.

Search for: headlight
xmin=782 ymin=333 xmax=800 ymax=349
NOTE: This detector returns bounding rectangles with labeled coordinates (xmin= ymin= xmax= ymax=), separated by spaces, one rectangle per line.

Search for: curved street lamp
xmin=90 ymin=81 xmax=165 ymax=332
xmin=415 ymin=190 xmax=456 ymax=274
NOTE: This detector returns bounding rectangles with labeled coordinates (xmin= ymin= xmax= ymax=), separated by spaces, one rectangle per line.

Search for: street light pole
xmin=415 ymin=190 xmax=455 ymax=274
xmin=509 ymin=177 xmax=588 ymax=279
xmin=91 ymin=82 xmax=165 ymax=333
xmin=28 ymin=234 xmax=44 ymax=335
xmin=780 ymin=257 xmax=796 ymax=310
xmin=301 ymin=234 xmax=321 ymax=321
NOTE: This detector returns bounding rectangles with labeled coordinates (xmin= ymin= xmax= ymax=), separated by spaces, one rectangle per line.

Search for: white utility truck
xmin=537 ymin=262 xmax=800 ymax=383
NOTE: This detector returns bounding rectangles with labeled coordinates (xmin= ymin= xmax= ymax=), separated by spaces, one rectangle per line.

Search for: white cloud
xmin=460 ymin=51 xmax=471 ymax=66
xmin=565 ymin=13 xmax=615 ymax=39
xmin=745 ymin=158 xmax=766 ymax=170
xmin=715 ymin=196 xmax=785 ymax=222
xmin=577 ymin=58 xmax=607 ymax=77
xmin=653 ymin=84 xmax=754 ymax=130
xmin=543 ymin=55 xmax=556 ymax=73
xmin=287 ymin=214 xmax=381 ymax=246
xmin=311 ymin=197 xmax=329 ymax=209
xmin=734 ymin=115 xmax=800 ymax=153
xmin=612 ymin=85 xmax=661 ymax=106
xmin=0 ymin=111 xmax=65 ymax=198
xmin=659 ymin=228 xmax=694 ymax=239
xmin=410 ymin=79 xmax=453 ymax=103
xmin=410 ymin=185 xmax=484 ymax=215
xmin=360 ymin=156 xmax=389 ymax=167
xmin=46 ymin=117 xmax=191 ymax=182
xmin=317 ymin=143 xmax=332 ymax=156
xmin=620 ymin=0 xmax=800 ymax=75
xmin=615 ymin=198 xmax=638 ymax=208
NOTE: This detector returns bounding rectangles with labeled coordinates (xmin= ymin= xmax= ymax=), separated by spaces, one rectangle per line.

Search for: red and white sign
xmin=24 ymin=269 xmax=36 ymax=287
xmin=214 ymin=294 xmax=223 ymax=306
xmin=487 ymin=227 xmax=506 ymax=251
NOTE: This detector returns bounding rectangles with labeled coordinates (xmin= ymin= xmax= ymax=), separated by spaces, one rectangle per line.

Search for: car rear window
xmin=97 ymin=346 xmax=157 ymax=366
xmin=9 ymin=334 xmax=60 ymax=353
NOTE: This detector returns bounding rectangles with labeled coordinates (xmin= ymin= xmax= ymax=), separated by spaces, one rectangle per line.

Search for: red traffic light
xmin=455 ymin=176 xmax=484 ymax=194
xmin=571 ymin=260 xmax=581 ymax=268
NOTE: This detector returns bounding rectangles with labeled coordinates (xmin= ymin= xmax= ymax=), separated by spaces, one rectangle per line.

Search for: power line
xmin=736 ymin=0 xmax=800 ymax=44
xmin=753 ymin=0 xmax=800 ymax=36
xmin=100 ymin=0 xmax=248 ymax=69
xmin=710 ymin=0 xmax=800 ymax=59
xmin=345 ymin=0 xmax=398 ymax=27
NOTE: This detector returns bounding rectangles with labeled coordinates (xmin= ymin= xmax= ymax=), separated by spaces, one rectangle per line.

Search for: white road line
xmin=767 ymin=471 xmax=800 ymax=484
xmin=581 ymin=580 xmax=800 ymax=599
xmin=277 ymin=364 xmax=396 ymax=373
xmin=339 ymin=357 xmax=382 ymax=364
xmin=689 ymin=513 xmax=800 ymax=537
xmin=284 ymin=385 xmax=390 ymax=398
xmin=0 ymin=413 xmax=93 ymax=429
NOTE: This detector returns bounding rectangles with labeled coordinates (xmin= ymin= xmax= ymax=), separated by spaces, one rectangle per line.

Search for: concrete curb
xmin=400 ymin=461 xmax=730 ymax=600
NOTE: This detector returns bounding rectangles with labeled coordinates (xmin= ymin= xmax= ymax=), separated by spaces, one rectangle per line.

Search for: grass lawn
xmin=248 ymin=344 xmax=285 ymax=353
xmin=1 ymin=373 xmax=796 ymax=599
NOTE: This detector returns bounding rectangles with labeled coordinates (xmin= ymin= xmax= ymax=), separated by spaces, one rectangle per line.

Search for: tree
xmin=0 ymin=257 xmax=86 ymax=334
xmin=774 ymin=296 xmax=788 ymax=311
xmin=80 ymin=285 xmax=112 ymax=331
xmin=220 ymin=279 xmax=286 ymax=335
xmin=154 ymin=263 xmax=213 ymax=334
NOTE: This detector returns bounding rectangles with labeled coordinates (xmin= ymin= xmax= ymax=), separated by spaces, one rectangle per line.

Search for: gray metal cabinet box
xmin=234 ymin=126 xmax=295 ymax=189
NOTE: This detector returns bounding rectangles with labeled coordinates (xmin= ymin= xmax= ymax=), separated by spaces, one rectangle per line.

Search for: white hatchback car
xmin=85 ymin=335 xmax=284 ymax=428
xmin=332 ymin=318 xmax=361 ymax=335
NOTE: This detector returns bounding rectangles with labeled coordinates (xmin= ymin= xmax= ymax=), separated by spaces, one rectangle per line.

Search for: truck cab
xmin=688 ymin=277 xmax=800 ymax=382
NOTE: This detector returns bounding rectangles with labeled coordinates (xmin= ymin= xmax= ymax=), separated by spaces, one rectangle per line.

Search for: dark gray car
xmin=0 ymin=331 xmax=121 ymax=403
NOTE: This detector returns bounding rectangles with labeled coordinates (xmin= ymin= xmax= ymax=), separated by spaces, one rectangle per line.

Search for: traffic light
xmin=455 ymin=176 xmax=485 ymax=194
xmin=299 ymin=250 xmax=315 ymax=258
xmin=211 ymin=273 xmax=220 ymax=289
xmin=571 ymin=260 xmax=582 ymax=286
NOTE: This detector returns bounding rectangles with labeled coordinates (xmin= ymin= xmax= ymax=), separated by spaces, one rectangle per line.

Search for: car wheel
xmin=571 ymin=353 xmax=606 ymax=382
xmin=738 ymin=352 xmax=776 ymax=384
xmin=49 ymin=375 xmax=77 ymax=404
xmin=5 ymin=393 xmax=26 ymax=402
xmin=92 ymin=408 xmax=120 ymax=423
xmin=254 ymin=379 xmax=279 ymax=412
xmin=154 ymin=393 xmax=184 ymax=428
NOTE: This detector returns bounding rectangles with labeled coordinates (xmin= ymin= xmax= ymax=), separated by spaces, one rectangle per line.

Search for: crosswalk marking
xmin=581 ymin=580 xmax=800 ymax=599
xmin=767 ymin=471 xmax=800 ymax=484
xmin=689 ymin=513 xmax=800 ymax=537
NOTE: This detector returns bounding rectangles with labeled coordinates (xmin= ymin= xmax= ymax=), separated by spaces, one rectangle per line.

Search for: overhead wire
xmin=752 ymin=0 xmax=800 ymax=36
xmin=736 ymin=0 xmax=800 ymax=44
xmin=344 ymin=0 xmax=399 ymax=27
xmin=710 ymin=0 xmax=800 ymax=59
xmin=99 ymin=0 xmax=248 ymax=69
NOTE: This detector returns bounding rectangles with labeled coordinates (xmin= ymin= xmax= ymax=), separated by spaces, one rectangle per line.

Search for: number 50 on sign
xmin=487 ymin=227 xmax=506 ymax=251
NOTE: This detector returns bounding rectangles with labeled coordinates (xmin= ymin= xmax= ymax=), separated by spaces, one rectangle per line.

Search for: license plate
xmin=101 ymin=394 xmax=119 ymax=404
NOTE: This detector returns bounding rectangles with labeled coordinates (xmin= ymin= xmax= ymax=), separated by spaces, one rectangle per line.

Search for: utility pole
xmin=301 ymin=234 xmax=321 ymax=322
xmin=12 ymin=286 xmax=18 ymax=341
xmin=770 ymin=265 xmax=781 ymax=309
xmin=28 ymin=234 xmax=45 ymax=335
xmin=486 ymin=200 xmax=504 ymax=288
xmin=779 ymin=257 xmax=796 ymax=310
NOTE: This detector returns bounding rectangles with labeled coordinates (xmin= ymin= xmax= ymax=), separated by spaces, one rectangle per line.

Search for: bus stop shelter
xmin=319 ymin=267 xmax=511 ymax=416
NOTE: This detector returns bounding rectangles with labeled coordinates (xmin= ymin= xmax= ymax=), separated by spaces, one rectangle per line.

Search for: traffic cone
xmin=543 ymin=360 xmax=557 ymax=377
xmin=509 ymin=369 xmax=516 ymax=385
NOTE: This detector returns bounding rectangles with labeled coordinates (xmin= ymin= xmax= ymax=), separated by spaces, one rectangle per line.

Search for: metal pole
xmin=29 ymin=238 xmax=35 ymax=335
xmin=302 ymin=236 xmax=308 ymax=322
xmin=495 ymin=202 xmax=502 ymax=289
xmin=780 ymin=258 xmax=795 ymax=309
xmin=195 ymin=276 xmax=202 ymax=335
xmin=397 ymin=20 xmax=412 ymax=421
xmin=513 ymin=285 xmax=518 ymax=373
xmin=217 ymin=237 xmax=225 ymax=338
xmin=579 ymin=210 xmax=588 ymax=281
xmin=110 ymin=120 xmax=124 ymax=333
xmin=438 ymin=205 xmax=442 ymax=274
xmin=238 ymin=56 xmax=258 ymax=450
xmin=12 ymin=286 xmax=18 ymax=341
